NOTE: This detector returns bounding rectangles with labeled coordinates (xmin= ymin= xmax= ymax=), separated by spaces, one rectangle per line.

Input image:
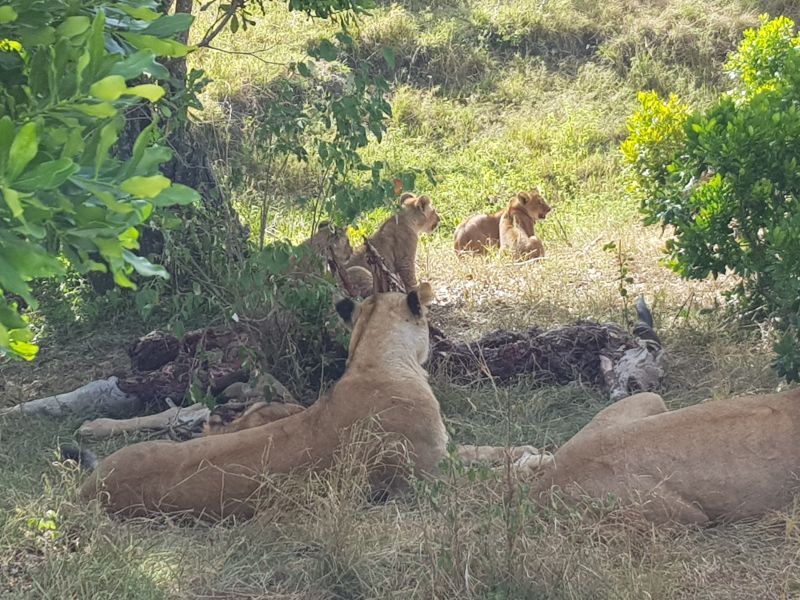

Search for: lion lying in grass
xmin=79 ymin=284 xmax=449 ymax=519
xmin=531 ymin=389 xmax=800 ymax=525
xmin=454 ymin=190 xmax=550 ymax=254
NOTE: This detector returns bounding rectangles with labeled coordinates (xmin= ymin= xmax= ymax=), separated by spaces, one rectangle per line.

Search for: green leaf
xmin=121 ymin=33 xmax=191 ymax=58
xmin=2 ymin=187 xmax=22 ymax=218
xmin=7 ymin=122 xmax=38 ymax=181
xmin=90 ymin=75 xmax=128 ymax=101
xmin=125 ymin=84 xmax=165 ymax=102
xmin=110 ymin=50 xmax=170 ymax=80
xmin=316 ymin=39 xmax=338 ymax=61
xmin=56 ymin=16 xmax=91 ymax=38
xmin=14 ymin=159 xmax=78 ymax=191
xmin=95 ymin=122 xmax=119 ymax=174
xmin=72 ymin=103 xmax=117 ymax=118
xmin=112 ymin=3 xmax=161 ymax=20
xmin=122 ymin=250 xmax=168 ymax=279
xmin=0 ymin=254 xmax=33 ymax=303
xmin=150 ymin=183 xmax=200 ymax=206
xmin=383 ymin=47 xmax=396 ymax=70
xmin=0 ymin=116 xmax=14 ymax=174
xmin=141 ymin=13 xmax=194 ymax=38
xmin=0 ymin=6 xmax=17 ymax=24
xmin=9 ymin=340 xmax=38 ymax=361
xmin=120 ymin=175 xmax=171 ymax=198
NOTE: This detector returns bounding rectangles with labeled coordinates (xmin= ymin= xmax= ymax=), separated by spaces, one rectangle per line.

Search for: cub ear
xmin=517 ymin=192 xmax=530 ymax=204
xmin=415 ymin=195 xmax=431 ymax=210
xmin=335 ymin=297 xmax=359 ymax=326
xmin=400 ymin=192 xmax=416 ymax=206
xmin=317 ymin=220 xmax=332 ymax=232
xmin=406 ymin=282 xmax=434 ymax=316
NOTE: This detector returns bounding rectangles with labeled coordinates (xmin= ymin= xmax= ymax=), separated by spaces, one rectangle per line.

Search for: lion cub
xmin=292 ymin=220 xmax=353 ymax=276
xmin=454 ymin=190 xmax=550 ymax=254
xmin=345 ymin=193 xmax=440 ymax=296
xmin=499 ymin=191 xmax=548 ymax=259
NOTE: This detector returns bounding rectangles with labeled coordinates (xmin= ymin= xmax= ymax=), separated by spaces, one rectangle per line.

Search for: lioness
xmin=454 ymin=190 xmax=550 ymax=254
xmin=531 ymin=389 xmax=800 ymax=524
xmin=78 ymin=284 xmax=448 ymax=519
xmin=345 ymin=193 xmax=440 ymax=296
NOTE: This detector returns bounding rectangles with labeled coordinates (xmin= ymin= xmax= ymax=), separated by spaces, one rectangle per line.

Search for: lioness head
xmin=335 ymin=282 xmax=435 ymax=366
xmin=400 ymin=193 xmax=440 ymax=233
xmin=514 ymin=190 xmax=551 ymax=221
xmin=310 ymin=220 xmax=354 ymax=263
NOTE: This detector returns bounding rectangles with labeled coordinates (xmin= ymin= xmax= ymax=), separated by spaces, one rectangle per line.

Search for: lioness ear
xmin=317 ymin=220 xmax=332 ymax=233
xmin=517 ymin=192 xmax=529 ymax=204
xmin=335 ymin=297 xmax=359 ymax=326
xmin=399 ymin=192 xmax=416 ymax=205
xmin=407 ymin=282 xmax=434 ymax=316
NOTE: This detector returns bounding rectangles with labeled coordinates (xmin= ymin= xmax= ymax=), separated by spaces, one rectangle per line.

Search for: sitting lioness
xmin=79 ymin=284 xmax=448 ymax=519
xmin=531 ymin=389 xmax=800 ymax=524
xmin=454 ymin=190 xmax=550 ymax=254
xmin=345 ymin=193 xmax=440 ymax=296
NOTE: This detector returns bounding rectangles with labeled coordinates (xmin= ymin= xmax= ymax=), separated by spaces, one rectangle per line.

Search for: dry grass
xmin=2 ymin=0 xmax=799 ymax=597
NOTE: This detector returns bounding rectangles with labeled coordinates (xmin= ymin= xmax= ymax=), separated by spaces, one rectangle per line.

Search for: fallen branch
xmin=0 ymin=377 xmax=142 ymax=419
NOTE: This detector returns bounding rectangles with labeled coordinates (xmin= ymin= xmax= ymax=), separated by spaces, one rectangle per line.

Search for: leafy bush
xmin=0 ymin=0 xmax=199 ymax=359
xmin=623 ymin=15 xmax=800 ymax=380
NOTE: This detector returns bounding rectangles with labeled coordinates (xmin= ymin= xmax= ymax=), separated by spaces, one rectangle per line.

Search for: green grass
xmin=3 ymin=0 xmax=800 ymax=597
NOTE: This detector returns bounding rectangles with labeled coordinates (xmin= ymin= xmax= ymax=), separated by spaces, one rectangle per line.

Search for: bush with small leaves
xmin=623 ymin=16 xmax=800 ymax=381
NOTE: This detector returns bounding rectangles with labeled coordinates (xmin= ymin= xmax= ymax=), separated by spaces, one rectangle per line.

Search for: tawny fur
xmin=454 ymin=190 xmax=550 ymax=254
xmin=293 ymin=221 xmax=353 ymax=276
xmin=79 ymin=285 xmax=448 ymax=520
xmin=203 ymin=402 xmax=306 ymax=436
xmin=530 ymin=389 xmax=800 ymax=524
xmin=345 ymin=193 xmax=440 ymax=296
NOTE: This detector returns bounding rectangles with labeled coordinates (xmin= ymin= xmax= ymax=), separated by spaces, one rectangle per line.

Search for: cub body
xmin=455 ymin=190 xmax=550 ymax=254
xmin=346 ymin=193 xmax=439 ymax=296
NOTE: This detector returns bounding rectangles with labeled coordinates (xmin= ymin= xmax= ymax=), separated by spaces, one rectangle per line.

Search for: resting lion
xmin=78 ymin=284 xmax=448 ymax=519
xmin=530 ymin=389 xmax=800 ymax=525
xmin=345 ymin=193 xmax=440 ymax=296
xmin=454 ymin=190 xmax=550 ymax=254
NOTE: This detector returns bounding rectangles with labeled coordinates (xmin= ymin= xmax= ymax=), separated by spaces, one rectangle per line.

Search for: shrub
xmin=622 ymin=16 xmax=800 ymax=380
xmin=0 ymin=0 xmax=199 ymax=360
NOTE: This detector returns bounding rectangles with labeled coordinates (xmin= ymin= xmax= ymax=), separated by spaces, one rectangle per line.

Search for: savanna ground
xmin=2 ymin=0 xmax=800 ymax=597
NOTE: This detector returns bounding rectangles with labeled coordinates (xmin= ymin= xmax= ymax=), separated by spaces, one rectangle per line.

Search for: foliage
xmin=0 ymin=0 xmax=200 ymax=360
xmin=623 ymin=16 xmax=800 ymax=381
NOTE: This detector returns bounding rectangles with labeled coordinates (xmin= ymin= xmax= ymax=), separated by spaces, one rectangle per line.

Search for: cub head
xmin=335 ymin=282 xmax=435 ymax=366
xmin=310 ymin=220 xmax=354 ymax=263
xmin=400 ymin=192 xmax=440 ymax=233
xmin=513 ymin=190 xmax=551 ymax=221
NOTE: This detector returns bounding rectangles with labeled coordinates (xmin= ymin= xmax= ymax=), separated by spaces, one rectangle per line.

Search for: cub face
xmin=516 ymin=190 xmax=551 ymax=221
xmin=400 ymin=193 xmax=440 ymax=233
xmin=311 ymin=220 xmax=354 ymax=263
xmin=335 ymin=282 xmax=435 ymax=366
